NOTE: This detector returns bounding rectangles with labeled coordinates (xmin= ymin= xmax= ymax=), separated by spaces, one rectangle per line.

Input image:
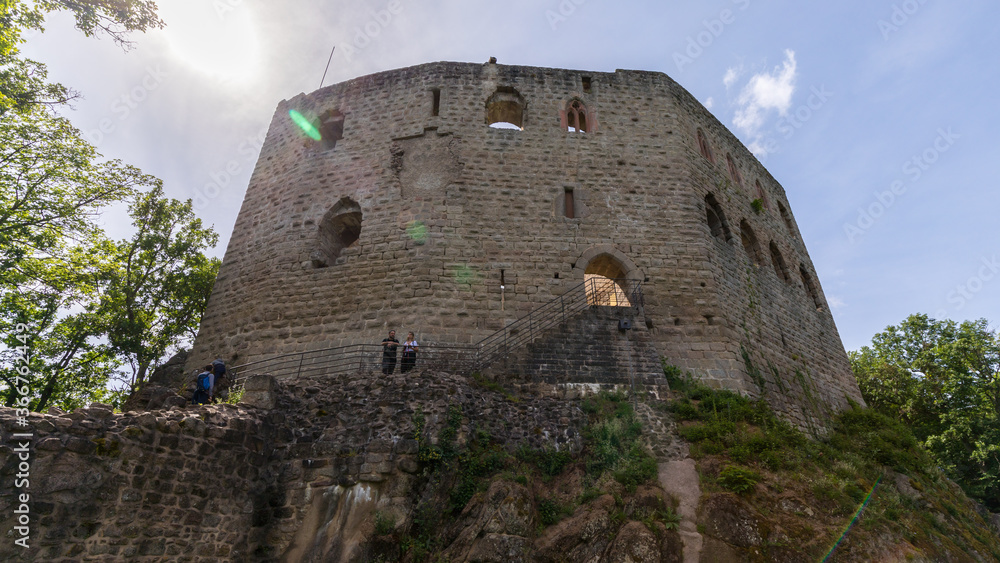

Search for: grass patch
xmin=582 ymin=392 xmax=658 ymax=492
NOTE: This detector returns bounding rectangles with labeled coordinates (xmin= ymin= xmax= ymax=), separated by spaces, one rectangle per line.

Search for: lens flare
xmin=406 ymin=221 xmax=428 ymax=244
xmin=821 ymin=474 xmax=883 ymax=562
xmin=451 ymin=264 xmax=478 ymax=288
xmin=289 ymin=110 xmax=321 ymax=141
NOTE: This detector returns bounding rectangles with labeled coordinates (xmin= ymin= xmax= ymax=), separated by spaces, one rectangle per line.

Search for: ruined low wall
xmin=0 ymin=404 xmax=280 ymax=561
xmin=0 ymin=370 xmax=604 ymax=561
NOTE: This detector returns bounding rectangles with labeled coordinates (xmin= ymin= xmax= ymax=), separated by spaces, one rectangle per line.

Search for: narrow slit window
xmin=582 ymin=76 xmax=592 ymax=93
xmin=564 ymin=188 xmax=576 ymax=218
xmin=697 ymin=128 xmax=714 ymax=162
xmin=431 ymin=88 xmax=440 ymax=117
xmin=726 ymin=154 xmax=743 ymax=188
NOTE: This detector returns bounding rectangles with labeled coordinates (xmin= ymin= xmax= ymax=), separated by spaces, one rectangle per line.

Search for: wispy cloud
xmin=732 ymin=50 xmax=797 ymax=137
xmin=723 ymin=66 xmax=741 ymax=89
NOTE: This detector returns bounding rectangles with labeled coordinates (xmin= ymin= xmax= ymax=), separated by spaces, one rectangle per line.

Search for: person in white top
xmin=401 ymin=332 xmax=419 ymax=373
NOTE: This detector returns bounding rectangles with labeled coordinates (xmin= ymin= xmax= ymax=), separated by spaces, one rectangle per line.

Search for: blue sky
xmin=22 ymin=0 xmax=999 ymax=351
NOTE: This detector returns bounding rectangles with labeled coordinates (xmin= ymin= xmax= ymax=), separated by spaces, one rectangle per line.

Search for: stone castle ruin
xmin=0 ymin=61 xmax=873 ymax=562
xmin=189 ymin=60 xmax=863 ymax=428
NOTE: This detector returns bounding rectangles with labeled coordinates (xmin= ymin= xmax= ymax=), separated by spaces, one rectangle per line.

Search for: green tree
xmin=0 ymin=236 xmax=121 ymax=411
xmin=851 ymin=314 xmax=1000 ymax=510
xmin=1 ymin=0 xmax=163 ymax=114
xmin=0 ymin=107 xmax=154 ymax=272
xmin=101 ymin=186 xmax=220 ymax=394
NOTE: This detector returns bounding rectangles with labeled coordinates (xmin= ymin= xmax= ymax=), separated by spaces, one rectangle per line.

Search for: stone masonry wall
xmin=0 ymin=404 xmax=279 ymax=561
xmin=188 ymin=61 xmax=864 ymax=429
xmin=0 ymin=369 xmax=612 ymax=561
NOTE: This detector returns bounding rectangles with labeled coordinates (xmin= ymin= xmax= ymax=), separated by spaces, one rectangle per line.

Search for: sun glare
xmin=159 ymin=1 xmax=260 ymax=84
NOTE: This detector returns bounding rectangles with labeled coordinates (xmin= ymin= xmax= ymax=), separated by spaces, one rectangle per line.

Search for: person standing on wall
xmin=192 ymin=364 xmax=215 ymax=405
xmin=382 ymin=330 xmax=399 ymax=375
xmin=401 ymin=332 xmax=419 ymax=373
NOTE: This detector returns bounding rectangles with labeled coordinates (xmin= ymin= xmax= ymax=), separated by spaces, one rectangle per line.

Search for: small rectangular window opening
xmin=564 ymin=188 xmax=576 ymax=219
xmin=431 ymin=88 xmax=440 ymax=117
xmin=500 ymin=269 xmax=505 ymax=286
xmin=582 ymin=76 xmax=592 ymax=93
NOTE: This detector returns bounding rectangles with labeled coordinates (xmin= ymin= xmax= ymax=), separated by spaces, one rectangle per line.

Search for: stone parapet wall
xmin=0 ymin=404 xmax=279 ymax=561
xmin=0 ymin=370 xmax=596 ymax=561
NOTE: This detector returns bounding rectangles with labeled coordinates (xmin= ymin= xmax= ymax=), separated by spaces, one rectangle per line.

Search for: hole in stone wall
xmin=674 ymin=318 xmax=682 ymax=326
xmin=554 ymin=273 xmax=560 ymax=279
xmin=704 ymin=315 xmax=715 ymax=325
xmin=431 ymin=88 xmax=441 ymax=117
xmin=487 ymin=86 xmax=524 ymax=130
xmin=582 ymin=76 xmax=592 ymax=93
xmin=318 ymin=110 xmax=345 ymax=151
xmin=740 ymin=220 xmax=764 ymax=267
xmin=705 ymin=194 xmax=732 ymax=242
xmin=645 ymin=318 xmax=654 ymax=329
xmin=313 ymin=197 xmax=362 ymax=268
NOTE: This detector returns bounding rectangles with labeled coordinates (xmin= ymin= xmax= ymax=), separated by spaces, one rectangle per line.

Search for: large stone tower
xmin=188 ymin=61 xmax=863 ymax=428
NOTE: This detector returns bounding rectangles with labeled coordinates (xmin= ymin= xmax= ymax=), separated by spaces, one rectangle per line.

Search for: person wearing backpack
xmin=192 ymin=364 xmax=215 ymax=405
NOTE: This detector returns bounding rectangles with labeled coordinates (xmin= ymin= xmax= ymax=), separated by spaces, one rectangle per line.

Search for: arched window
xmin=777 ymin=201 xmax=796 ymax=237
xmin=754 ymin=180 xmax=771 ymax=211
xmin=312 ymin=198 xmax=362 ymax=268
xmin=705 ymin=194 xmax=732 ymax=242
xmin=697 ymin=128 xmax=714 ymax=162
xmin=740 ymin=220 xmax=764 ymax=267
xmin=769 ymin=242 xmax=791 ymax=283
xmin=799 ymin=265 xmax=823 ymax=311
xmin=566 ymin=99 xmax=589 ymax=133
xmin=726 ymin=154 xmax=743 ymax=188
xmin=486 ymin=87 xmax=525 ymax=130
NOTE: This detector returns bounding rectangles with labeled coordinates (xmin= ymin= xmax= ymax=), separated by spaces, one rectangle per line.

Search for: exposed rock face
xmin=3 ymin=369 xmax=995 ymax=562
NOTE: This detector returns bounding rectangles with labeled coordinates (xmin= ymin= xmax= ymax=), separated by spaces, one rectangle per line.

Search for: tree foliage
xmin=101 ymin=186 xmax=219 ymax=393
xmin=0 ymin=0 xmax=217 ymax=410
xmin=0 ymin=107 xmax=154 ymax=270
xmin=851 ymin=314 xmax=1000 ymax=510
xmin=0 ymin=0 xmax=163 ymax=115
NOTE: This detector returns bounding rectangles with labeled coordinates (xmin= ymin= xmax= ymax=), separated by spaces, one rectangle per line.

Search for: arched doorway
xmin=584 ymin=254 xmax=631 ymax=306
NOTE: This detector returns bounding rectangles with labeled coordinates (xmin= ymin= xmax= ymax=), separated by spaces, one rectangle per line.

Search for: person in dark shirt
xmin=381 ymin=330 xmax=399 ymax=375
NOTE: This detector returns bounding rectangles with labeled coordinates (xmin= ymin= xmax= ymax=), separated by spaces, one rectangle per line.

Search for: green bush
xmin=717 ymin=465 xmax=760 ymax=494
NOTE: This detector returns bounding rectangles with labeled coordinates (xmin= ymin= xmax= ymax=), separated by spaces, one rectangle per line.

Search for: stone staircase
xmin=484 ymin=306 xmax=667 ymax=388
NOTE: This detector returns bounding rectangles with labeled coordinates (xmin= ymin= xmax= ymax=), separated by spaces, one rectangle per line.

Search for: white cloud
xmin=704 ymin=97 xmax=714 ymax=109
xmin=732 ymin=50 xmax=797 ymax=136
xmin=827 ymin=295 xmax=847 ymax=309
xmin=723 ymin=66 xmax=741 ymax=89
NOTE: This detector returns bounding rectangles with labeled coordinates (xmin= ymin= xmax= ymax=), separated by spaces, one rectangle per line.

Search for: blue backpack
xmin=197 ymin=371 xmax=212 ymax=391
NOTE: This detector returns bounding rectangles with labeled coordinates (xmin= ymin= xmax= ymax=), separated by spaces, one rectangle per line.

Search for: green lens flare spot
xmin=289 ymin=110 xmax=321 ymax=141
xmin=406 ymin=221 xmax=428 ymax=244
xmin=451 ymin=264 xmax=478 ymax=288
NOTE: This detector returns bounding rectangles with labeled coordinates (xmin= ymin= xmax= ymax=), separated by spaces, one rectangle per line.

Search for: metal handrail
xmin=228 ymin=278 xmax=642 ymax=381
